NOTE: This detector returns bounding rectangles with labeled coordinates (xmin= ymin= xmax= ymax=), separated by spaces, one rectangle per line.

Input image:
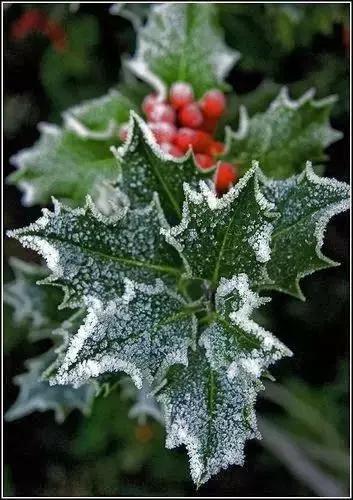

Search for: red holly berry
xmin=160 ymin=142 xmax=184 ymax=157
xmin=178 ymin=103 xmax=203 ymax=129
xmin=208 ymin=140 xmax=225 ymax=156
xmin=215 ymin=162 xmax=238 ymax=194
xmin=148 ymin=122 xmax=176 ymax=144
xmin=169 ymin=82 xmax=194 ymax=110
xmin=149 ymin=103 xmax=176 ymax=124
xmin=118 ymin=123 xmax=129 ymax=142
xmin=195 ymin=153 xmax=215 ymax=170
xmin=174 ymin=127 xmax=197 ymax=152
xmin=142 ymin=93 xmax=160 ymax=116
xmin=202 ymin=115 xmax=219 ymax=134
xmin=192 ymin=130 xmax=213 ymax=154
xmin=200 ymin=89 xmax=226 ymax=119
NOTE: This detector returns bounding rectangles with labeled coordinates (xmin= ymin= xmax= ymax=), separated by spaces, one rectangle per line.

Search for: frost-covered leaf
xmin=4 ymin=258 xmax=67 ymax=341
xmin=48 ymin=278 xmax=197 ymax=389
xmin=112 ymin=112 xmax=211 ymax=220
xmin=163 ymin=165 xmax=276 ymax=287
xmin=63 ymin=89 xmax=135 ymax=140
xmin=200 ymin=274 xmax=291 ymax=378
xmin=259 ymin=162 xmax=350 ymax=298
xmin=8 ymin=123 xmax=118 ymax=206
xmin=158 ymin=350 xmax=262 ymax=486
xmin=8 ymin=195 xmax=180 ymax=309
xmin=225 ymin=88 xmax=342 ymax=178
xmin=5 ymin=349 xmax=95 ymax=423
xmin=128 ymin=3 xmax=239 ymax=98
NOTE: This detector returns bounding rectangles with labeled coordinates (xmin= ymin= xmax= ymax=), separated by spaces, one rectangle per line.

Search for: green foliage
xmin=6 ymin=1 xmax=349 ymax=488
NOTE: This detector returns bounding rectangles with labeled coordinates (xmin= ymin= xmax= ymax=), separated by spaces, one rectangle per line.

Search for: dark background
xmin=3 ymin=3 xmax=350 ymax=497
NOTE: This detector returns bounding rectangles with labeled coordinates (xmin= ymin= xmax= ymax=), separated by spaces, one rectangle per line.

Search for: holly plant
xmin=6 ymin=3 xmax=349 ymax=487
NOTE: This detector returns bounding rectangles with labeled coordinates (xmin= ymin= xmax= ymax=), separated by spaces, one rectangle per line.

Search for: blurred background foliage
xmin=4 ymin=2 xmax=349 ymax=497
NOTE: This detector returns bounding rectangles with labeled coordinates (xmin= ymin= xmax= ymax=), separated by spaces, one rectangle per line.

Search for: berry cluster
xmin=119 ymin=82 xmax=239 ymax=195
xmin=11 ymin=9 xmax=67 ymax=52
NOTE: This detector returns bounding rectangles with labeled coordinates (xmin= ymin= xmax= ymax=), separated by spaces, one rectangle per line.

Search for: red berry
xmin=200 ymin=89 xmax=226 ymax=119
xmin=142 ymin=93 xmax=160 ymax=116
xmin=118 ymin=122 xmax=129 ymax=142
xmin=208 ymin=141 xmax=225 ymax=156
xmin=174 ymin=127 xmax=197 ymax=152
xmin=160 ymin=142 xmax=184 ymax=158
xmin=202 ymin=115 xmax=219 ymax=134
xmin=169 ymin=82 xmax=194 ymax=110
xmin=149 ymin=103 xmax=176 ymax=123
xmin=192 ymin=130 xmax=213 ymax=154
xmin=148 ymin=122 xmax=176 ymax=144
xmin=215 ymin=162 xmax=238 ymax=195
xmin=178 ymin=103 xmax=203 ymax=129
xmin=195 ymin=154 xmax=215 ymax=170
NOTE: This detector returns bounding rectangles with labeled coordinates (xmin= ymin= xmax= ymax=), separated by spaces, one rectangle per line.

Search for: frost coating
xmin=127 ymin=3 xmax=239 ymax=99
xmin=158 ymin=351 xmax=262 ymax=486
xmin=200 ymin=274 xmax=292 ymax=378
xmin=225 ymin=87 xmax=342 ymax=178
xmin=4 ymin=258 xmax=67 ymax=341
xmin=8 ymin=195 xmax=180 ymax=308
xmin=163 ymin=166 xmax=277 ymax=286
xmin=7 ymin=122 xmax=118 ymax=206
xmin=260 ymin=161 xmax=350 ymax=298
xmin=63 ymin=89 xmax=134 ymax=140
xmin=111 ymin=111 xmax=211 ymax=218
xmin=50 ymin=279 xmax=197 ymax=389
xmin=5 ymin=350 xmax=95 ymax=423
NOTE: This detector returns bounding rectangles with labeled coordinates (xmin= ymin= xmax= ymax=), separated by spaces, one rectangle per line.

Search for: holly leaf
xmin=200 ymin=274 xmax=291 ymax=378
xmin=163 ymin=165 xmax=276 ymax=287
xmin=4 ymin=258 xmax=67 ymax=341
xmin=158 ymin=350 xmax=262 ymax=486
xmin=127 ymin=3 xmax=239 ymax=98
xmin=7 ymin=123 xmax=118 ymax=207
xmin=225 ymin=88 xmax=342 ymax=178
xmin=5 ymin=348 xmax=95 ymax=423
xmin=8 ymin=194 xmax=180 ymax=309
xmin=259 ymin=162 xmax=350 ymax=298
xmin=112 ymin=111 xmax=211 ymax=220
xmin=48 ymin=278 xmax=197 ymax=389
xmin=63 ymin=89 xmax=135 ymax=140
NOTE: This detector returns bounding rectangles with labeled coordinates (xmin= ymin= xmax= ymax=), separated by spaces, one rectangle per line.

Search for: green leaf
xmin=200 ymin=274 xmax=291 ymax=377
xmin=4 ymin=258 xmax=67 ymax=341
xmin=112 ymin=111 xmax=211 ymax=220
xmin=163 ymin=165 xmax=276 ymax=287
xmin=48 ymin=278 xmax=197 ymax=389
xmin=5 ymin=348 xmax=95 ymax=423
xmin=63 ymin=89 xmax=135 ymax=140
xmin=225 ymin=88 xmax=342 ymax=178
xmin=158 ymin=350 xmax=262 ymax=486
xmin=260 ymin=162 xmax=350 ymax=298
xmin=8 ymin=194 xmax=180 ymax=309
xmin=128 ymin=3 xmax=239 ymax=98
xmin=8 ymin=123 xmax=118 ymax=207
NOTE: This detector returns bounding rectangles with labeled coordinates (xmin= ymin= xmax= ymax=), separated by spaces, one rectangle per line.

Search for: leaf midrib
xmin=33 ymin=233 xmax=181 ymax=277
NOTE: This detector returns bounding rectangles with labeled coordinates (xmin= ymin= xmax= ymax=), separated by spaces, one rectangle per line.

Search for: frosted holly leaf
xmin=260 ymin=162 xmax=350 ymax=299
xmin=112 ymin=112 xmax=211 ymax=220
xmin=7 ymin=123 xmax=118 ymax=206
xmin=5 ymin=349 xmax=95 ymax=423
xmin=48 ymin=278 xmax=197 ymax=389
xmin=4 ymin=258 xmax=67 ymax=341
xmin=127 ymin=3 xmax=239 ymax=99
xmin=158 ymin=350 xmax=263 ymax=486
xmin=63 ymin=89 xmax=135 ymax=140
xmin=200 ymin=274 xmax=292 ymax=379
xmin=163 ymin=165 xmax=276 ymax=288
xmin=8 ymin=194 xmax=181 ymax=309
xmin=225 ymin=88 xmax=342 ymax=178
